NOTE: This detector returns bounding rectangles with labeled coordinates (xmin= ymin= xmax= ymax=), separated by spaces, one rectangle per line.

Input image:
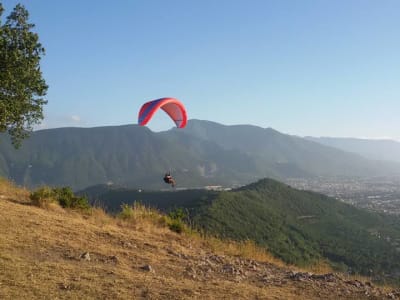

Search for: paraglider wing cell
xmin=138 ymin=97 xmax=187 ymax=128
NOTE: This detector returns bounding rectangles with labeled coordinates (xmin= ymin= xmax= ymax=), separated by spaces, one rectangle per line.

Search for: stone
xmin=80 ymin=252 xmax=91 ymax=261
xmin=140 ymin=264 xmax=154 ymax=272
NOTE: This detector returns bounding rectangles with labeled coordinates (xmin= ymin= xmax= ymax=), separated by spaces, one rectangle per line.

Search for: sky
xmin=2 ymin=0 xmax=400 ymax=140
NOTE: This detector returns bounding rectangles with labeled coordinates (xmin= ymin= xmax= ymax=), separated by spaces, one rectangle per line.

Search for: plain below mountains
xmin=1 ymin=119 xmax=400 ymax=190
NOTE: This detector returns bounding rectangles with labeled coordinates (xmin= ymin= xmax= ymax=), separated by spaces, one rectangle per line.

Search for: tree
xmin=0 ymin=3 xmax=48 ymax=148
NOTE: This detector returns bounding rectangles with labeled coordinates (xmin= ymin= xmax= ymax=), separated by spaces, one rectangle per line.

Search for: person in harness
xmin=163 ymin=172 xmax=176 ymax=187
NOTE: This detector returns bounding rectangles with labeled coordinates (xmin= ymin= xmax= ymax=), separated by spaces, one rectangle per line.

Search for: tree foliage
xmin=0 ymin=3 xmax=48 ymax=147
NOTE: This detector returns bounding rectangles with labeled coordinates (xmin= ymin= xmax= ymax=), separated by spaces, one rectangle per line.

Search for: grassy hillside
xmin=193 ymin=179 xmax=400 ymax=277
xmin=86 ymin=178 xmax=400 ymax=282
xmin=3 ymin=178 xmax=398 ymax=299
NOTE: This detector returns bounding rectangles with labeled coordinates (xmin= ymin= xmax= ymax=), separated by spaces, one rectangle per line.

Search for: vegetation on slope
xmin=3 ymin=178 xmax=400 ymax=299
xmin=193 ymin=179 xmax=400 ymax=278
xmin=2 ymin=178 xmax=367 ymax=299
xmin=87 ymin=178 xmax=400 ymax=283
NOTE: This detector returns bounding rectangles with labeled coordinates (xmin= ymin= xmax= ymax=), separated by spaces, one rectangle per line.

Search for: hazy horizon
xmin=32 ymin=119 xmax=400 ymax=143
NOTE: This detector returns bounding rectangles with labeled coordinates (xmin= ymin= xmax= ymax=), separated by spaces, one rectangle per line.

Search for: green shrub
xmin=53 ymin=187 xmax=90 ymax=210
xmin=167 ymin=208 xmax=188 ymax=234
xmin=30 ymin=186 xmax=56 ymax=208
xmin=119 ymin=203 xmax=134 ymax=220
xmin=30 ymin=186 xmax=90 ymax=210
xmin=168 ymin=208 xmax=187 ymax=220
xmin=167 ymin=218 xmax=186 ymax=234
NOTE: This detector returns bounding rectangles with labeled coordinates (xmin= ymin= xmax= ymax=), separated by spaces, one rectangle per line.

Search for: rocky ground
xmin=1 ymin=182 xmax=399 ymax=299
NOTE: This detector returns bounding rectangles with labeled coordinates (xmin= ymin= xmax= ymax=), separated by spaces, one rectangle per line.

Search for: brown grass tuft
xmin=116 ymin=202 xmax=169 ymax=235
xmin=196 ymin=235 xmax=287 ymax=267
xmin=299 ymin=259 xmax=334 ymax=274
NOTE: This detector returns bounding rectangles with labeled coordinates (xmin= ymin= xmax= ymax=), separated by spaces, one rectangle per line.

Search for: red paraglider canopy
xmin=138 ymin=97 xmax=187 ymax=128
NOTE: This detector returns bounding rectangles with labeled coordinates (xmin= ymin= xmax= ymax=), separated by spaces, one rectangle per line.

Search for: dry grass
xmin=0 ymin=179 xmax=395 ymax=299
xmin=197 ymin=235 xmax=287 ymax=267
xmin=0 ymin=178 xmax=29 ymax=203
xmin=116 ymin=203 xmax=293 ymax=268
xmin=302 ymin=259 xmax=334 ymax=274
xmin=118 ymin=202 xmax=167 ymax=226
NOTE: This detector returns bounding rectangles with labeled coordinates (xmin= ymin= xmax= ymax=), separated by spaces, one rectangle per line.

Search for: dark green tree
xmin=0 ymin=3 xmax=48 ymax=148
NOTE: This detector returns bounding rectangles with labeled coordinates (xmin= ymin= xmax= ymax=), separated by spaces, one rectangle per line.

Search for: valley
xmin=286 ymin=176 xmax=400 ymax=215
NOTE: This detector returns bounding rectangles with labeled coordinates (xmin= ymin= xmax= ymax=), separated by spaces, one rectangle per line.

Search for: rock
xmin=122 ymin=241 xmax=136 ymax=249
xmin=346 ymin=279 xmax=363 ymax=288
xmin=365 ymin=281 xmax=373 ymax=287
xmin=140 ymin=264 xmax=154 ymax=272
xmin=80 ymin=252 xmax=91 ymax=261
xmin=185 ymin=266 xmax=197 ymax=279
xmin=222 ymin=264 xmax=241 ymax=275
xmin=59 ymin=283 xmax=72 ymax=290
xmin=222 ymin=264 xmax=235 ymax=274
xmin=387 ymin=292 xmax=396 ymax=299
xmin=387 ymin=290 xmax=400 ymax=299
xmin=311 ymin=273 xmax=337 ymax=282
xmin=109 ymin=255 xmax=118 ymax=263
xmin=288 ymin=271 xmax=312 ymax=281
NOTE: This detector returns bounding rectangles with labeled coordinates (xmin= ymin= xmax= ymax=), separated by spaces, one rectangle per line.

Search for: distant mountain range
xmin=306 ymin=136 xmax=400 ymax=163
xmin=1 ymin=119 xmax=399 ymax=190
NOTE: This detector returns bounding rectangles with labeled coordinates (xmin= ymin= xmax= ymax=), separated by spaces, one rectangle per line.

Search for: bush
xmin=30 ymin=186 xmax=56 ymax=208
xmin=30 ymin=186 xmax=90 ymax=210
xmin=167 ymin=218 xmax=186 ymax=234
xmin=168 ymin=208 xmax=187 ymax=220
xmin=53 ymin=187 xmax=90 ymax=210
xmin=119 ymin=203 xmax=134 ymax=220
xmin=167 ymin=208 xmax=188 ymax=234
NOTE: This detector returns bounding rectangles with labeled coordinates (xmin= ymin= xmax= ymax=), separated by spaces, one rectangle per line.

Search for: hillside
xmin=1 ymin=179 xmax=399 ymax=299
xmin=84 ymin=178 xmax=400 ymax=281
xmin=1 ymin=120 xmax=400 ymax=190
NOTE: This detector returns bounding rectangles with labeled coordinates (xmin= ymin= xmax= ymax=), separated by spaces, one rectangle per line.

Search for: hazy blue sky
xmin=2 ymin=1 xmax=400 ymax=140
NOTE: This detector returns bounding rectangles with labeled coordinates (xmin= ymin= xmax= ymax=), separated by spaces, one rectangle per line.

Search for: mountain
xmin=2 ymin=179 xmax=396 ymax=299
xmin=183 ymin=120 xmax=400 ymax=178
xmin=306 ymin=136 xmax=400 ymax=163
xmin=83 ymin=178 xmax=400 ymax=280
xmin=0 ymin=124 xmax=259 ymax=190
xmin=1 ymin=120 xmax=400 ymax=190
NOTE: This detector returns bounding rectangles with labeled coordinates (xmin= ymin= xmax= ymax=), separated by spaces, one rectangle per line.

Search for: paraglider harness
xmin=163 ymin=172 xmax=175 ymax=187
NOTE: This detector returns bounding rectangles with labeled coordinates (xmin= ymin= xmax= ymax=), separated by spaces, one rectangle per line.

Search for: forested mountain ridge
xmin=1 ymin=120 xmax=399 ymax=190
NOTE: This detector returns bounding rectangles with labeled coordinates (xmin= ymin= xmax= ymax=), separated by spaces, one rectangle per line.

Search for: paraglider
xmin=138 ymin=97 xmax=187 ymax=128
xmin=137 ymin=97 xmax=187 ymax=187
xmin=163 ymin=172 xmax=176 ymax=188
